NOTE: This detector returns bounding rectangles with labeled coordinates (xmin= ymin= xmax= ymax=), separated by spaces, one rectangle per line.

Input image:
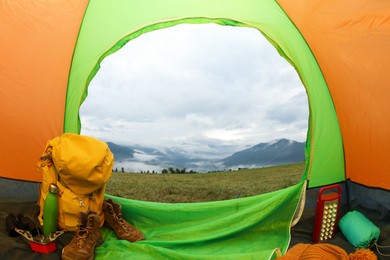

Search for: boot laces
xmin=74 ymin=228 xmax=91 ymax=247
xmin=108 ymin=206 xmax=129 ymax=231
xmin=113 ymin=213 xmax=129 ymax=231
xmin=74 ymin=217 xmax=94 ymax=247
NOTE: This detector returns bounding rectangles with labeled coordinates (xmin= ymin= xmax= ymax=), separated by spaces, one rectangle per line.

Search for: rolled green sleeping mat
xmin=338 ymin=210 xmax=380 ymax=248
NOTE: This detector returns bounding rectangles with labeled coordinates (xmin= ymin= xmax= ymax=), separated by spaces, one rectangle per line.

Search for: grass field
xmin=105 ymin=162 xmax=306 ymax=203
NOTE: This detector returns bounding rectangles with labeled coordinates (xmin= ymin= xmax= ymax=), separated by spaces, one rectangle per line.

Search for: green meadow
xmin=106 ymin=162 xmax=305 ymax=203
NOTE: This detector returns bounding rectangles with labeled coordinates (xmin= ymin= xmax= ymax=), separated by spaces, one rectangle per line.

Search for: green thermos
xmin=43 ymin=183 xmax=59 ymax=237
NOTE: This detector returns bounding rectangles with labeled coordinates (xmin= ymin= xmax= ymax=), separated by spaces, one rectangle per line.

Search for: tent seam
xmin=274 ymin=0 xmax=346 ymax=185
xmin=63 ymin=0 xmax=92 ymax=134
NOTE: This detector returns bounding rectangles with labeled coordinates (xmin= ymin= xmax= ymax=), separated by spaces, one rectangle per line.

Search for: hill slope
xmin=221 ymin=138 xmax=305 ymax=168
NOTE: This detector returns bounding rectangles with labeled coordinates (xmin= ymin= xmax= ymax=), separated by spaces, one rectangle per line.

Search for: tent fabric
xmin=0 ymin=1 xmax=389 ymax=258
xmin=1 ymin=181 xmax=388 ymax=259
xmin=0 ymin=0 xmax=347 ymax=188
xmin=0 ymin=181 xmax=304 ymax=259
xmin=64 ymin=0 xmax=344 ymax=188
xmin=0 ymin=1 xmax=389 ymax=189
xmin=0 ymin=0 xmax=89 ymax=182
xmin=290 ymin=181 xmax=390 ymax=260
xmin=277 ymin=0 xmax=390 ymax=190
xmin=95 ymin=181 xmax=304 ymax=259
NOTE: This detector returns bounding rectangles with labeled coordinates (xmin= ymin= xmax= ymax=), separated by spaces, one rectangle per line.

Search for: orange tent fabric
xmin=0 ymin=1 xmax=88 ymax=182
xmin=278 ymin=0 xmax=390 ymax=189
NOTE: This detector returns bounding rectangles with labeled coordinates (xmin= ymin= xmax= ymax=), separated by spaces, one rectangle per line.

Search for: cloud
xmin=80 ymin=24 xmax=308 ymax=147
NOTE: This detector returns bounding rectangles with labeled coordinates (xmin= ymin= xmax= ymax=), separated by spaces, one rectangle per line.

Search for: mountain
xmin=107 ymin=142 xmax=211 ymax=173
xmin=107 ymin=142 xmax=135 ymax=161
xmin=221 ymin=138 xmax=305 ymax=168
xmin=107 ymin=138 xmax=305 ymax=172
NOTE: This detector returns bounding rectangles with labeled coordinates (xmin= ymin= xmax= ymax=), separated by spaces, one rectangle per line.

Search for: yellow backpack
xmin=37 ymin=133 xmax=113 ymax=231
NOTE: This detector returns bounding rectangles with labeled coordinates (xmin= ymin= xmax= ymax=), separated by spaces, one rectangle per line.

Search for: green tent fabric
xmin=64 ymin=0 xmax=344 ymax=188
xmin=60 ymin=2 xmax=332 ymax=257
xmin=97 ymin=181 xmax=305 ymax=259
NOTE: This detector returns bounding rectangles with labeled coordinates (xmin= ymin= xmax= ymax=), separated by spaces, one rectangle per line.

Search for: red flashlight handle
xmin=318 ymin=184 xmax=341 ymax=200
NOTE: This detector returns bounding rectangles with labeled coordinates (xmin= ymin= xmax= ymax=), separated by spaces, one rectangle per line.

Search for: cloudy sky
xmin=80 ymin=24 xmax=308 ymax=149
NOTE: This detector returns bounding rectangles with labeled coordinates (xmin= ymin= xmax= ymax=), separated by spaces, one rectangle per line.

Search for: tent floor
xmin=1 ymin=199 xmax=389 ymax=259
xmin=0 ymin=201 xmax=74 ymax=259
xmin=290 ymin=186 xmax=390 ymax=260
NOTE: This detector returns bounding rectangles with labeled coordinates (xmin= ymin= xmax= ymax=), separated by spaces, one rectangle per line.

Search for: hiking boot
xmin=62 ymin=210 xmax=103 ymax=260
xmin=5 ymin=213 xmax=19 ymax=237
xmin=17 ymin=214 xmax=40 ymax=237
xmin=103 ymin=198 xmax=145 ymax=242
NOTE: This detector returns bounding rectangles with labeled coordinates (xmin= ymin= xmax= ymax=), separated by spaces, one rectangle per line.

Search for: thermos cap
xmin=48 ymin=183 xmax=58 ymax=194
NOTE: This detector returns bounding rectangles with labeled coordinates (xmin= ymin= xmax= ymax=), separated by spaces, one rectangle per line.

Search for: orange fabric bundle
xmin=277 ymin=243 xmax=349 ymax=260
xmin=278 ymin=244 xmax=377 ymax=260
xmin=349 ymin=248 xmax=377 ymax=260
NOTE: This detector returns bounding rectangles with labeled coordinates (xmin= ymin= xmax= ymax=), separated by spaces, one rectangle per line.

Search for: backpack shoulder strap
xmin=37 ymin=145 xmax=58 ymax=226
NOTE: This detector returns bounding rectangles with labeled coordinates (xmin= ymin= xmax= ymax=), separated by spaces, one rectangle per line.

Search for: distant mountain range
xmin=108 ymin=138 xmax=305 ymax=173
